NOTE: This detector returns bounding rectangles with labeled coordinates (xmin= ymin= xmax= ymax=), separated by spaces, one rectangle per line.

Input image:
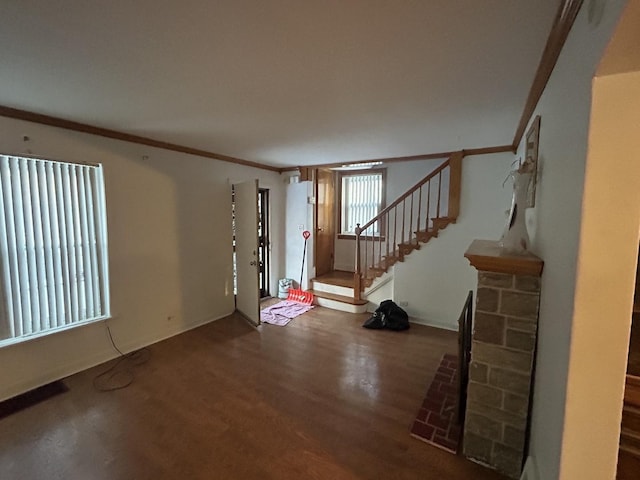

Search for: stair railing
xmin=353 ymin=151 xmax=462 ymax=299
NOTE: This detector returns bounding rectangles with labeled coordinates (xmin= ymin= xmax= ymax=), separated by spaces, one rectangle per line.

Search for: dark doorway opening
xmin=258 ymin=188 xmax=270 ymax=298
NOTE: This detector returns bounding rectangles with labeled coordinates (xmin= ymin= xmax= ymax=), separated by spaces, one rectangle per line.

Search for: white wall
xmin=559 ymin=69 xmax=640 ymax=480
xmin=0 ymin=116 xmax=285 ymax=401
xmin=284 ymin=178 xmax=314 ymax=289
xmin=392 ymin=152 xmax=514 ymax=330
xmin=334 ymin=158 xmax=447 ymax=271
xmin=512 ymin=2 xmax=629 ymax=479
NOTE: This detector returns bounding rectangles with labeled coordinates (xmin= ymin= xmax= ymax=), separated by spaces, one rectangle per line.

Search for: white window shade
xmin=0 ymin=155 xmax=110 ymax=346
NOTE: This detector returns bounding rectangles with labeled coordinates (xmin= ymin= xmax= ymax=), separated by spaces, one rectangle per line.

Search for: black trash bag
xmin=363 ymin=299 xmax=410 ymax=331
xmin=362 ymin=310 xmax=386 ymax=329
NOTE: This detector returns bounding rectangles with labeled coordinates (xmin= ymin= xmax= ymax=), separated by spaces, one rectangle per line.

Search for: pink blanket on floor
xmin=260 ymin=300 xmax=314 ymax=326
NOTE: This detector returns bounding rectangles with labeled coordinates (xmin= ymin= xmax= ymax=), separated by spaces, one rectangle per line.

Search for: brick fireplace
xmin=462 ymin=240 xmax=543 ymax=479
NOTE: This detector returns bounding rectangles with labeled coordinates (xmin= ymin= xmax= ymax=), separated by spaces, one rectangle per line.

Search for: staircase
xmin=353 ymin=151 xmax=463 ymax=299
xmin=310 ymin=152 xmax=463 ymax=312
xmin=618 ymin=248 xmax=640 ymax=479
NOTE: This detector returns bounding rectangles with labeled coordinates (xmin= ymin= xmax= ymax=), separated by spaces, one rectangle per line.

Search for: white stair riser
xmin=311 ymin=281 xmax=354 ymax=297
xmin=315 ymin=297 xmax=367 ymax=314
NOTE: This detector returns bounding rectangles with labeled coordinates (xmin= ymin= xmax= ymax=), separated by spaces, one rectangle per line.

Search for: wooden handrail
xmin=359 ymin=154 xmax=455 ymax=232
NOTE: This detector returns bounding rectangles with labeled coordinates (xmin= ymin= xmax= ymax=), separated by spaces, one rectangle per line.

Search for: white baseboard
xmin=409 ymin=316 xmax=458 ymax=331
xmin=0 ymin=310 xmax=233 ymax=403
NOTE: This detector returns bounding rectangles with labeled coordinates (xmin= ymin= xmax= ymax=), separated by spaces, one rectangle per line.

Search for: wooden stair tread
xmin=307 ymin=290 xmax=368 ymax=306
xmin=311 ymin=272 xmax=355 ymax=289
xmin=622 ymin=405 xmax=640 ymax=434
xmin=624 ymin=403 xmax=640 ymax=415
xmin=625 ymin=375 xmax=640 ymax=408
xmin=619 ymin=441 xmax=640 ymax=458
xmin=368 ymin=266 xmax=387 ymax=272
xmin=621 ymin=427 xmax=640 ymax=441
xmin=617 ymin=448 xmax=640 ymax=479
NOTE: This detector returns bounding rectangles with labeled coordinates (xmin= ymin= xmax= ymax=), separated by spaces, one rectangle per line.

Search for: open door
xmin=233 ymin=180 xmax=260 ymax=326
xmin=315 ymin=168 xmax=335 ymax=277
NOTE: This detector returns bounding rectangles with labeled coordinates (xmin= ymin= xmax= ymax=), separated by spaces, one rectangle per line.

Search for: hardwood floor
xmin=0 ymin=306 xmax=506 ymax=480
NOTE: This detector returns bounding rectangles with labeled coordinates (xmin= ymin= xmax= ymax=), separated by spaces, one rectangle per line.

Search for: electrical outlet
xmin=399 ymin=301 xmax=409 ymax=307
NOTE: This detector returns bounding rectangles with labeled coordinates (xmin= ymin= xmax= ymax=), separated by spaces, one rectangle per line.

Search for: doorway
xmin=232 ymin=180 xmax=261 ymax=326
xmin=258 ymin=188 xmax=270 ymax=298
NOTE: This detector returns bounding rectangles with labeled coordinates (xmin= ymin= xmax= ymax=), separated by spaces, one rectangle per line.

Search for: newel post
xmin=354 ymin=224 xmax=362 ymax=301
xmin=448 ymin=151 xmax=463 ymax=220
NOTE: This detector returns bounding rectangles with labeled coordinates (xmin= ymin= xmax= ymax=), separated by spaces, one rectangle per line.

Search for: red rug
xmin=410 ymin=353 xmax=461 ymax=453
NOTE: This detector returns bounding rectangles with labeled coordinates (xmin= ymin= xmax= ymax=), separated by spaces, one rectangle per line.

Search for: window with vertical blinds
xmin=0 ymin=155 xmax=110 ymax=346
xmin=339 ymin=169 xmax=385 ymax=236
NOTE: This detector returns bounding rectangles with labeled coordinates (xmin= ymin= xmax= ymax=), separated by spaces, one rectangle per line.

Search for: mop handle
xmin=299 ymin=230 xmax=311 ymax=287
xmin=300 ymin=237 xmax=307 ymax=286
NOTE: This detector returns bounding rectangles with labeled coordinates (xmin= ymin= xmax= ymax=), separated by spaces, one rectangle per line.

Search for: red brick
xmin=411 ymin=421 xmax=435 ymax=440
xmin=415 ymin=408 xmax=429 ymax=422
xmin=427 ymin=412 xmax=451 ymax=430
xmin=439 ymin=383 xmax=458 ymax=395
xmin=427 ymin=389 xmax=446 ymax=404
xmin=433 ymin=435 xmax=459 ymax=452
xmin=422 ymin=399 xmax=442 ymax=412
xmin=439 ymin=367 xmax=455 ymax=377
xmin=428 ymin=381 xmax=442 ymax=394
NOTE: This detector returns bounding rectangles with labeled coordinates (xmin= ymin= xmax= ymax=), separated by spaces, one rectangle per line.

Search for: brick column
xmin=463 ymin=240 xmax=543 ymax=479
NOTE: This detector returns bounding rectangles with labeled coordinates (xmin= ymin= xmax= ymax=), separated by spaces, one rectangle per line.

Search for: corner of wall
xmin=520 ymin=456 xmax=540 ymax=480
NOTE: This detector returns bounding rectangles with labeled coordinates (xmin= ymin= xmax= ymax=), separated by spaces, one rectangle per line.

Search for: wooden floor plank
xmin=0 ymin=307 xmax=506 ymax=480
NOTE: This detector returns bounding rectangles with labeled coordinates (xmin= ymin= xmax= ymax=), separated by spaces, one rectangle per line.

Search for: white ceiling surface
xmin=0 ymin=1 xmax=559 ymax=168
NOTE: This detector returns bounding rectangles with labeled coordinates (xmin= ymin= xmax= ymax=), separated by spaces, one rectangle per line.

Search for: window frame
xmin=336 ymin=168 xmax=386 ymax=240
xmin=0 ymin=153 xmax=111 ymax=349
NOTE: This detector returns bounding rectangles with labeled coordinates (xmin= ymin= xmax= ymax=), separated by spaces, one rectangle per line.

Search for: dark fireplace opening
xmin=457 ymin=290 xmax=474 ymax=427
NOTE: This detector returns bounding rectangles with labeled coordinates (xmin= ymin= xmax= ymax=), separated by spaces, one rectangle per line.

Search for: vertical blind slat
xmin=85 ymin=168 xmax=101 ymax=316
xmin=19 ymin=158 xmax=40 ymax=334
xmin=70 ymin=167 xmax=85 ymax=320
xmin=46 ymin=163 xmax=65 ymax=328
xmin=55 ymin=162 xmax=72 ymax=326
xmin=6 ymin=159 xmax=26 ymax=336
xmin=0 ymin=165 xmax=15 ymax=339
xmin=77 ymin=166 xmax=94 ymax=318
xmin=95 ymin=166 xmax=109 ymax=315
xmin=29 ymin=160 xmax=50 ymax=332
xmin=62 ymin=165 xmax=79 ymax=324
xmin=37 ymin=161 xmax=57 ymax=330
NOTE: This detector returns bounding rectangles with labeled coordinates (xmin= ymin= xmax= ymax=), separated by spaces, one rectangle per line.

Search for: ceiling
xmin=0 ymin=1 xmax=560 ymax=168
